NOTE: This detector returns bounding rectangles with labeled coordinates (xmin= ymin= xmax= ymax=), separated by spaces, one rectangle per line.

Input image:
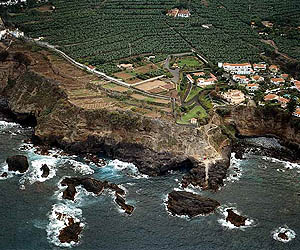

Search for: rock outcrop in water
xmin=41 ymin=164 xmax=50 ymax=178
xmin=167 ymin=191 xmax=220 ymax=217
xmin=181 ymin=160 xmax=229 ymax=191
xmin=55 ymin=212 xmax=83 ymax=244
xmin=226 ymin=209 xmax=247 ymax=227
xmin=60 ymin=177 xmax=133 ymax=214
xmin=6 ymin=155 xmax=29 ymax=173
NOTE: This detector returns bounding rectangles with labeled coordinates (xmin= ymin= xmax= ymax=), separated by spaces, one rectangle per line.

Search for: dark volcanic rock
xmin=58 ymin=218 xmax=83 ymax=244
xmin=115 ymin=194 xmax=134 ymax=215
xmin=1 ymin=172 xmax=8 ymax=178
xmin=80 ymin=178 xmax=105 ymax=195
xmin=181 ymin=160 xmax=229 ymax=191
xmin=6 ymin=155 xmax=29 ymax=173
xmin=278 ymin=231 xmax=289 ymax=241
xmin=226 ymin=209 xmax=247 ymax=227
xmin=167 ymin=191 xmax=220 ymax=217
xmin=62 ymin=184 xmax=77 ymax=201
xmin=232 ymin=138 xmax=300 ymax=162
xmin=40 ymin=164 xmax=50 ymax=178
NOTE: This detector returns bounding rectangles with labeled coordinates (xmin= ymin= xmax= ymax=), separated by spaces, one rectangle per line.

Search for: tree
xmin=287 ymin=96 xmax=297 ymax=114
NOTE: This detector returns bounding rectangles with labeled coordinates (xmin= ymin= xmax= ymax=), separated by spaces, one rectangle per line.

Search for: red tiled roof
xmin=264 ymin=94 xmax=278 ymax=101
xmin=224 ymin=63 xmax=251 ymax=67
xmin=271 ymin=78 xmax=284 ymax=82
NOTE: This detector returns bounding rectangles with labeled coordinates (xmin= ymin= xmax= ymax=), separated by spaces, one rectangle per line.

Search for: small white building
xmin=0 ymin=30 xmax=7 ymax=40
xmin=253 ymin=63 xmax=267 ymax=71
xmin=190 ymin=118 xmax=198 ymax=125
xmin=233 ymin=75 xmax=249 ymax=84
xmin=177 ymin=9 xmax=191 ymax=18
xmin=251 ymin=75 xmax=264 ymax=82
xmin=246 ymin=83 xmax=259 ymax=91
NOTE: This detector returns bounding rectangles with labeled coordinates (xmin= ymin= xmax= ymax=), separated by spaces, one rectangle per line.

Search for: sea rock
xmin=115 ymin=194 xmax=134 ymax=215
xmin=226 ymin=209 xmax=247 ymax=227
xmin=181 ymin=160 xmax=229 ymax=191
xmin=278 ymin=231 xmax=289 ymax=241
xmin=58 ymin=218 xmax=83 ymax=244
xmin=1 ymin=172 xmax=8 ymax=178
xmin=6 ymin=155 xmax=29 ymax=173
xmin=40 ymin=164 xmax=50 ymax=178
xmin=62 ymin=184 xmax=77 ymax=201
xmin=60 ymin=177 xmax=125 ymax=198
xmin=167 ymin=191 xmax=220 ymax=217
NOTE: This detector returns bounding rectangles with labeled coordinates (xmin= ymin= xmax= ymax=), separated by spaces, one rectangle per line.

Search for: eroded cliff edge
xmin=228 ymin=106 xmax=300 ymax=147
xmin=1 ymin=44 xmax=222 ymax=176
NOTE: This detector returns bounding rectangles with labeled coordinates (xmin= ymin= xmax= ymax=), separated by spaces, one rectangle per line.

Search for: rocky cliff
xmin=0 ymin=46 xmax=214 ymax=176
xmin=229 ymin=105 xmax=300 ymax=147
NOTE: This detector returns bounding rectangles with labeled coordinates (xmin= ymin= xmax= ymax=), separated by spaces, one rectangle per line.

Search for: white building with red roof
xmin=246 ymin=83 xmax=259 ymax=91
xmin=270 ymin=78 xmax=285 ymax=85
xmin=222 ymin=63 xmax=253 ymax=75
xmin=177 ymin=9 xmax=191 ymax=18
xmin=233 ymin=75 xmax=249 ymax=84
xmin=293 ymin=108 xmax=300 ymax=118
xmin=253 ymin=63 xmax=267 ymax=71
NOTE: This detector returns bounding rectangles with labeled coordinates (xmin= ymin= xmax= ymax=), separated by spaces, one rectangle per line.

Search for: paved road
xmin=164 ymin=55 xmax=180 ymax=83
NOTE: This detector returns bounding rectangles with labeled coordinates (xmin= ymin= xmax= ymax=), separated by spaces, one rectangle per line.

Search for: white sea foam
xmin=218 ymin=206 xmax=255 ymax=230
xmin=46 ymin=203 xmax=85 ymax=248
xmin=60 ymin=159 xmax=94 ymax=175
xmin=0 ymin=162 xmax=14 ymax=180
xmin=262 ymin=156 xmax=300 ymax=170
xmin=272 ymin=226 xmax=296 ymax=243
xmin=19 ymin=157 xmax=58 ymax=185
xmin=225 ymin=153 xmax=243 ymax=183
xmin=105 ymin=159 xmax=149 ymax=179
xmin=0 ymin=121 xmax=20 ymax=129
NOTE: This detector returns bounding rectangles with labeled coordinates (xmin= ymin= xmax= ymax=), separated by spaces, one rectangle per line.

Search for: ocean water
xmin=0 ymin=120 xmax=299 ymax=250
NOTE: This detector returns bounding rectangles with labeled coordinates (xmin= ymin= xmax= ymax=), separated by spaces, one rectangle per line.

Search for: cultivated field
xmin=4 ymin=0 xmax=300 ymax=71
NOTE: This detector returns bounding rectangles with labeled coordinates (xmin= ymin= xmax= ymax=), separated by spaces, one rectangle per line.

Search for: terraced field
xmin=4 ymin=0 xmax=300 ymax=72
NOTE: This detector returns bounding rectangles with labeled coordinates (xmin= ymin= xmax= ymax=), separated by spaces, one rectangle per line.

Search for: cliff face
xmin=1 ymin=65 xmax=210 ymax=175
xmin=229 ymin=106 xmax=300 ymax=146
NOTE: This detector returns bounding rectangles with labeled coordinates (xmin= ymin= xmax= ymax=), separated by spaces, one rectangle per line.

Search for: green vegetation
xmin=4 ymin=0 xmax=300 ymax=74
xmin=177 ymin=57 xmax=202 ymax=69
xmin=178 ymin=105 xmax=207 ymax=124
xmin=185 ymin=86 xmax=202 ymax=102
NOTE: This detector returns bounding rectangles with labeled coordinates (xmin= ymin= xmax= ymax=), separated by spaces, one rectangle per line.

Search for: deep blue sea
xmin=0 ymin=120 xmax=299 ymax=250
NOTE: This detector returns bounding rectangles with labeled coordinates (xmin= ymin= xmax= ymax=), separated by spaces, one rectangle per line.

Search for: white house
xmin=197 ymin=78 xmax=216 ymax=87
xmin=187 ymin=74 xmax=194 ymax=83
xmin=293 ymin=108 xmax=300 ymax=118
xmin=177 ymin=9 xmax=191 ymax=18
xmin=253 ymin=63 xmax=267 ymax=71
xmin=233 ymin=75 xmax=249 ymax=84
xmin=270 ymin=78 xmax=285 ymax=85
xmin=251 ymin=75 xmax=264 ymax=82
xmin=246 ymin=83 xmax=259 ymax=91
xmin=222 ymin=63 xmax=253 ymax=75
xmin=0 ymin=30 xmax=6 ymax=40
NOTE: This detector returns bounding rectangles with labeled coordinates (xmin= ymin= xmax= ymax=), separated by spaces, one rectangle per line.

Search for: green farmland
xmin=4 ymin=0 xmax=300 ymax=73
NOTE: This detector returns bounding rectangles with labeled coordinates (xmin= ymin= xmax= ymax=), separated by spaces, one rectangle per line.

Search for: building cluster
xmin=166 ymin=8 xmax=191 ymax=18
xmin=217 ymin=61 xmax=300 ymax=114
xmin=187 ymin=72 xmax=217 ymax=87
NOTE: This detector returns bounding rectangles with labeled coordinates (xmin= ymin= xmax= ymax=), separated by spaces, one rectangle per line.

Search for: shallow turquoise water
xmin=0 ymin=120 xmax=299 ymax=250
